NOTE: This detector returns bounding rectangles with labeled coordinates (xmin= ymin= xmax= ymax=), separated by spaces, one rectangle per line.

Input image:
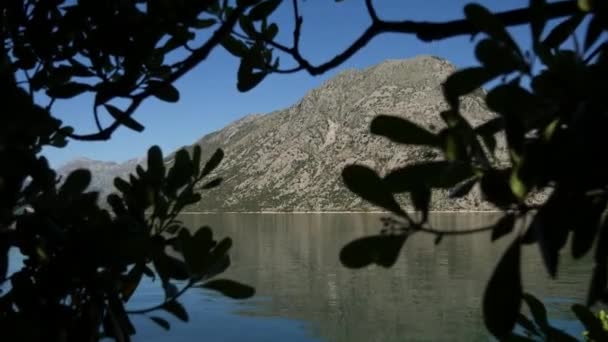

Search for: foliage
xmin=2 ymin=0 xmax=608 ymax=340
xmin=0 ymin=0 xmax=283 ymax=340
xmin=335 ymin=1 xmax=608 ymax=340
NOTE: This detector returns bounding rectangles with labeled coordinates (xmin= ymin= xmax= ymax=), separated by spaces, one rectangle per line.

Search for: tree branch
xmin=69 ymin=5 xmax=247 ymax=141
xmin=269 ymin=0 xmax=578 ymax=76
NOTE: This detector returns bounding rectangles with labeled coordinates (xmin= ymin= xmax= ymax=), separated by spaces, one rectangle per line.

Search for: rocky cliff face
xmin=58 ymin=55 xmax=507 ymax=211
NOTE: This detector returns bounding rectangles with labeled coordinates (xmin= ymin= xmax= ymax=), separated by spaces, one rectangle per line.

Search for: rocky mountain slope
xmin=58 ymin=55 xmax=507 ymax=211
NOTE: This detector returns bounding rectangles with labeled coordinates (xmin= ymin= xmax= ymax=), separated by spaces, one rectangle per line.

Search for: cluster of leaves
xmin=340 ymin=0 xmax=608 ymax=339
xmin=516 ymin=292 xmax=608 ymax=341
xmin=1 ymin=0 xmax=285 ymax=141
xmin=0 ymin=1 xmax=287 ymax=340
xmin=1 ymin=114 xmax=254 ymax=341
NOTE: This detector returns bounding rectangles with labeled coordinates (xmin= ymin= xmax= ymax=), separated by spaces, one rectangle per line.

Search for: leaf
xmin=114 ymin=177 xmax=131 ymax=194
xmin=237 ymin=56 xmax=267 ymax=92
xmin=475 ymin=38 xmax=526 ymax=73
xmin=104 ymin=104 xmax=144 ymax=132
xmin=193 ymin=18 xmax=216 ymax=29
xmin=0 ymin=242 xmax=8 ymax=282
xmin=584 ymin=16 xmax=603 ymax=51
xmin=46 ymin=82 xmax=91 ymax=98
xmin=342 ymin=165 xmax=405 ymax=217
xmin=448 ymin=177 xmax=478 ymax=198
xmin=249 ymin=0 xmax=281 ymax=21
xmin=442 ymin=67 xmax=498 ymax=107
xmin=201 ymin=149 xmax=224 ymax=177
xmin=464 ymin=4 xmax=520 ymax=54
xmin=147 ymin=145 xmax=165 ymax=184
xmin=122 ymin=264 xmax=144 ymax=301
xmin=162 ymin=300 xmax=189 ymax=322
xmin=491 ymin=214 xmax=516 ymax=241
xmin=199 ymin=279 xmax=255 ymax=299
xmin=384 ymin=161 xmax=472 ymax=192
xmin=178 ymin=227 xmax=215 ymax=276
xmin=572 ymin=304 xmax=608 ymax=341
xmin=411 ymin=187 xmax=431 ymax=222
xmin=483 ymin=238 xmax=522 ymax=339
xmin=61 ymin=169 xmax=91 ymax=195
xmin=149 ymin=316 xmax=170 ymax=330
xmin=529 ymin=0 xmax=547 ymax=45
xmin=522 ymin=293 xmax=549 ymax=332
xmin=340 ymin=235 xmax=407 ymax=269
xmin=150 ymin=81 xmax=180 ymax=103
xmin=480 ymin=169 xmax=518 ymax=209
xmin=543 ymin=14 xmax=584 ymax=49
xmin=221 ymin=35 xmax=248 ymax=58
xmin=201 ymin=178 xmax=222 ymax=189
xmin=370 ymin=115 xmax=439 ymax=146
xmin=516 ymin=314 xmax=539 ymax=336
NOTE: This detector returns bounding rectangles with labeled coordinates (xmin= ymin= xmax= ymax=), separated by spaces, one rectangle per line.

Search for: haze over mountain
xmin=58 ymin=55 xmax=507 ymax=211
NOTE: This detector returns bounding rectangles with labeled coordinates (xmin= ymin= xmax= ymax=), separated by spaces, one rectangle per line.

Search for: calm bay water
xmin=123 ymin=213 xmax=591 ymax=341
xmin=8 ymin=213 xmax=589 ymax=341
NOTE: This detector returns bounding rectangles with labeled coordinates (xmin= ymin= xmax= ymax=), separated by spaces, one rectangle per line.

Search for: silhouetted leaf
xmin=147 ymin=145 xmax=165 ymax=184
xmin=480 ymin=169 xmax=518 ymax=208
xmin=150 ymin=81 xmax=180 ymax=103
xmin=529 ymin=0 xmax=547 ymax=44
xmin=483 ymin=238 xmax=522 ymax=339
xmin=475 ymin=38 xmax=526 ymax=73
xmin=114 ymin=177 xmax=131 ymax=194
xmin=516 ymin=314 xmax=538 ymax=336
xmin=543 ymin=14 xmax=584 ymax=49
xmin=584 ymin=16 xmax=603 ymax=51
xmin=589 ymin=218 xmax=608 ymax=305
xmin=192 ymin=18 xmax=216 ymax=29
xmin=370 ymin=115 xmax=439 ymax=146
xmin=572 ymin=304 xmax=608 ymax=341
xmin=122 ymin=264 xmax=144 ymax=302
xmin=411 ymin=187 xmax=431 ymax=222
xmin=202 ymin=149 xmax=224 ymax=177
xmin=237 ymin=57 xmax=266 ymax=92
xmin=249 ymin=0 xmax=281 ymax=20
xmin=443 ymin=67 xmax=498 ymax=107
xmin=221 ymin=35 xmax=248 ymax=58
xmin=162 ymin=300 xmax=188 ymax=322
xmin=149 ymin=316 xmax=170 ymax=330
xmin=340 ymin=235 xmax=407 ymax=269
xmin=178 ymin=227 xmax=214 ymax=275
xmin=384 ymin=161 xmax=472 ymax=192
xmin=491 ymin=214 xmax=516 ymax=241
xmin=199 ymin=279 xmax=255 ymax=299
xmin=448 ymin=177 xmax=478 ymax=198
xmin=464 ymin=3 xmax=519 ymax=53
xmin=61 ymin=169 xmax=91 ymax=195
xmin=201 ymin=178 xmax=222 ymax=189
xmin=529 ymin=192 xmax=570 ymax=277
xmin=46 ymin=82 xmax=91 ymax=98
xmin=522 ymin=293 xmax=549 ymax=332
xmin=342 ymin=165 xmax=406 ymax=217
xmin=0 ymin=242 xmax=8 ymax=282
xmin=104 ymin=104 xmax=144 ymax=132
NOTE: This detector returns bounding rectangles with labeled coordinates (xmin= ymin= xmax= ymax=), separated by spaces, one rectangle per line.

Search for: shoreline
xmin=180 ymin=210 xmax=502 ymax=214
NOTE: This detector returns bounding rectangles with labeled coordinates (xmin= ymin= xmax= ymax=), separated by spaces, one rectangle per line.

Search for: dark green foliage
xmin=339 ymin=1 xmax=608 ymax=339
xmin=483 ymin=238 xmax=522 ymax=338
xmin=339 ymin=234 xmax=407 ymax=269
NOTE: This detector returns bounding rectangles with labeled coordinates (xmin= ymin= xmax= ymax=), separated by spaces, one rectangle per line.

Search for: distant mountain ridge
xmin=57 ymin=55 xmax=507 ymax=211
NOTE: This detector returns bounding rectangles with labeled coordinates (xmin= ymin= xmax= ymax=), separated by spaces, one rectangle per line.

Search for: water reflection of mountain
xmin=181 ymin=213 xmax=590 ymax=342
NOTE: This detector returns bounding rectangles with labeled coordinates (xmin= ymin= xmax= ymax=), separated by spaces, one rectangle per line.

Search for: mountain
xmin=58 ymin=55 xmax=507 ymax=211
xmin=56 ymin=157 xmax=141 ymax=195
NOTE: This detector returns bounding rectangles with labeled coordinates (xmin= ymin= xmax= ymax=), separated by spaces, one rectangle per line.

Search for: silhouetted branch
xmin=266 ymin=0 xmax=578 ymax=76
xmin=69 ymin=5 xmax=247 ymax=141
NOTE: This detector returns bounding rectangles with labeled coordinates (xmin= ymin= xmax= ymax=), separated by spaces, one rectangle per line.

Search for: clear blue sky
xmin=42 ymin=0 xmax=537 ymax=167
